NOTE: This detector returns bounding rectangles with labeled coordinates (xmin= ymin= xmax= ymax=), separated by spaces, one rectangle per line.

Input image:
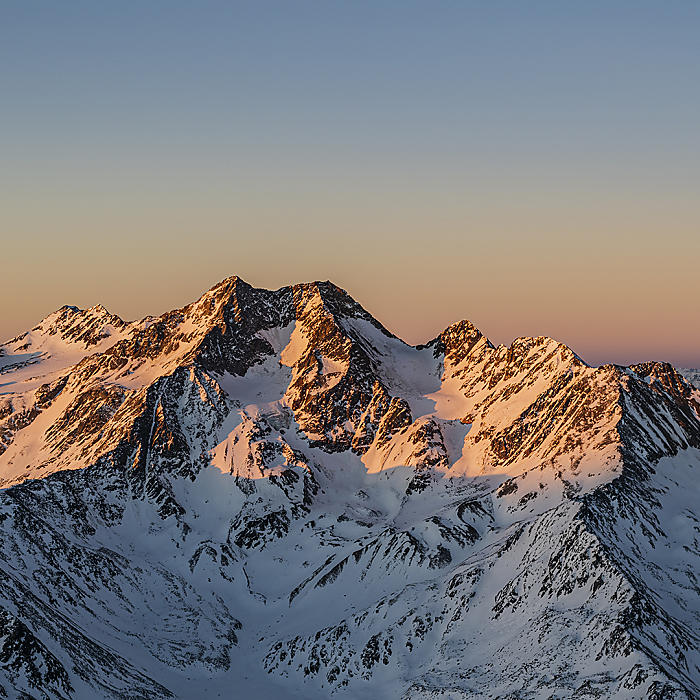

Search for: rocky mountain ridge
xmin=0 ymin=276 xmax=698 ymax=698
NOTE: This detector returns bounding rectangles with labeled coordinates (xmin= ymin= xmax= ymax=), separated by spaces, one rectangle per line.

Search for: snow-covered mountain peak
xmin=0 ymin=276 xmax=698 ymax=699
xmin=0 ymin=303 xmax=129 ymax=395
xmin=28 ymin=302 xmax=125 ymax=346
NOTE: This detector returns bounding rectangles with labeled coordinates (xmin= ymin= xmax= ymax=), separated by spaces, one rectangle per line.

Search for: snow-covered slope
xmin=0 ymin=277 xmax=698 ymax=699
xmin=0 ymin=304 xmax=130 ymax=391
xmin=679 ymin=367 xmax=700 ymax=390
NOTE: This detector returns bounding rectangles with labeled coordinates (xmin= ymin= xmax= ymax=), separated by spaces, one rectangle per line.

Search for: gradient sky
xmin=2 ymin=1 xmax=699 ymax=366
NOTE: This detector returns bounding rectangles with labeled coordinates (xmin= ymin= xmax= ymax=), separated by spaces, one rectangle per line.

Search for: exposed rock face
xmin=0 ymin=277 xmax=698 ymax=699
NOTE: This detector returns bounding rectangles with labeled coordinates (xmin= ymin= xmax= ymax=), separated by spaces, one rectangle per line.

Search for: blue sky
xmin=2 ymin=1 xmax=699 ymax=364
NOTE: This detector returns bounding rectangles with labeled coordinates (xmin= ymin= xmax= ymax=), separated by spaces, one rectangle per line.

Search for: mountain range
xmin=0 ymin=276 xmax=698 ymax=699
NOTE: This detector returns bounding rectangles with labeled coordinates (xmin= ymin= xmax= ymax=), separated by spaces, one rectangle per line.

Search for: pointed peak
xmin=33 ymin=305 xmax=81 ymax=328
xmin=198 ymin=275 xmax=251 ymax=303
xmin=442 ymin=319 xmax=484 ymax=339
xmin=176 ymin=276 xmax=256 ymax=327
xmin=24 ymin=303 xmax=125 ymax=347
xmin=87 ymin=303 xmax=110 ymax=315
xmin=37 ymin=303 xmax=121 ymax=328
xmin=504 ymin=335 xmax=588 ymax=367
xmin=289 ymin=280 xmax=397 ymax=339
xmin=420 ymin=319 xmax=489 ymax=360
xmin=209 ymin=274 xmax=246 ymax=291
xmin=290 ymin=281 xmax=348 ymax=309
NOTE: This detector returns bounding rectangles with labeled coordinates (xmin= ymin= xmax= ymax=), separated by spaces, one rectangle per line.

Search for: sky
xmin=1 ymin=1 xmax=698 ymax=366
